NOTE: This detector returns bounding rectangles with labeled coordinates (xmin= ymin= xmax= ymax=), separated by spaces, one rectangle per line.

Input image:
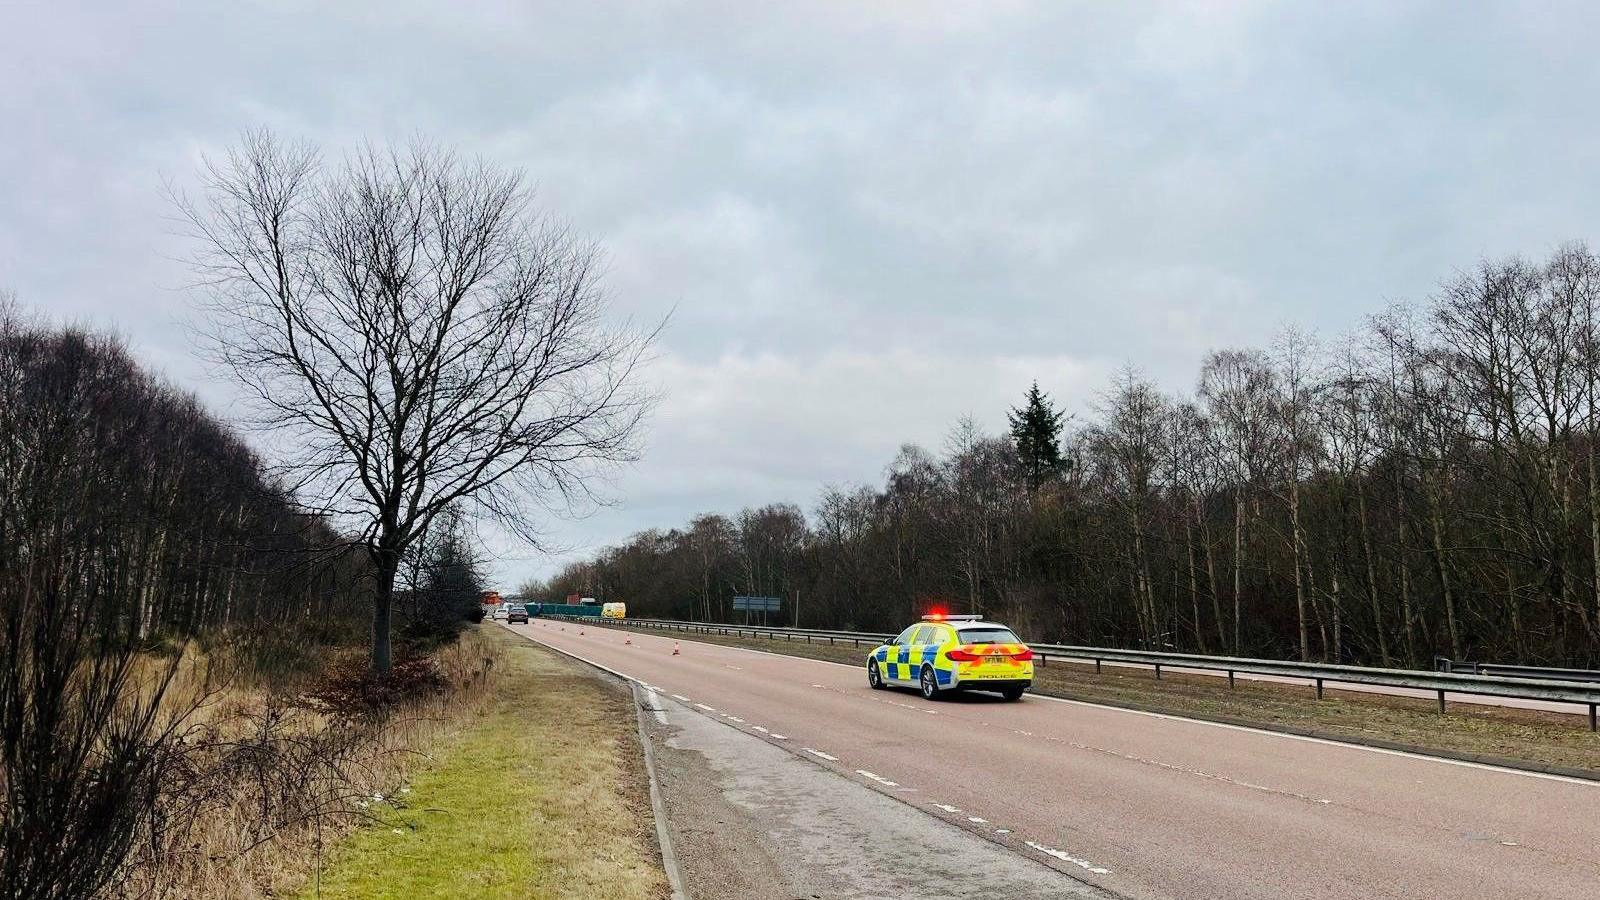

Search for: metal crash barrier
xmin=548 ymin=616 xmax=1600 ymax=731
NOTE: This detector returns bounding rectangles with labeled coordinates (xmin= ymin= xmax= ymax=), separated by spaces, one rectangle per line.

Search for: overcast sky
xmin=6 ymin=1 xmax=1600 ymax=587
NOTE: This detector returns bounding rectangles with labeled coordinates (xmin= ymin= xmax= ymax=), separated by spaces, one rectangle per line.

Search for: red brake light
xmin=948 ymin=645 xmax=1032 ymax=662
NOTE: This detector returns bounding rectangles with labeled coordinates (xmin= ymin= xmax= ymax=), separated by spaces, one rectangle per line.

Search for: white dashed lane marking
xmin=1025 ymin=841 xmax=1111 ymax=875
xmin=534 ymin=632 xmax=1116 ymax=880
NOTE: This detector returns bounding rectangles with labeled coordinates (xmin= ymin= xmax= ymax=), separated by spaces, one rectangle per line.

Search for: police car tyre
xmin=867 ymin=660 xmax=885 ymax=689
xmin=1000 ymin=685 xmax=1026 ymax=701
xmin=919 ymin=664 xmax=941 ymax=700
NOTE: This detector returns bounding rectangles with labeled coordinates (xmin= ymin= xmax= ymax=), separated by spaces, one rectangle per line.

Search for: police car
xmin=866 ymin=614 xmax=1034 ymax=701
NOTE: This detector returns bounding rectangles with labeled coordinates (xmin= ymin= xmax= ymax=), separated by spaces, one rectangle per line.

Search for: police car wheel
xmin=867 ymin=660 xmax=885 ymax=689
xmin=1000 ymin=685 xmax=1025 ymax=702
xmin=919 ymin=665 xmax=941 ymax=700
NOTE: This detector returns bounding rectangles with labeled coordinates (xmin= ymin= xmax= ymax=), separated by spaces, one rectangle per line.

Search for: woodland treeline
xmin=0 ymin=305 xmax=365 ymax=644
xmin=0 ymin=303 xmax=497 ymax=898
xmin=538 ymin=244 xmax=1600 ymax=668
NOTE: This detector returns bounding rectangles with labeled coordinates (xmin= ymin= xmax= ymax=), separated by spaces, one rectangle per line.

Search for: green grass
xmin=299 ymin=628 xmax=665 ymax=900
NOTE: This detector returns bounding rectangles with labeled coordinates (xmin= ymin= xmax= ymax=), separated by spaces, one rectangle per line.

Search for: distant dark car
xmin=505 ymin=604 xmax=529 ymax=623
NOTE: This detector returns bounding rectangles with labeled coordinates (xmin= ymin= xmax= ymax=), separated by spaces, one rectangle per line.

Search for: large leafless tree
xmin=182 ymin=131 xmax=653 ymax=670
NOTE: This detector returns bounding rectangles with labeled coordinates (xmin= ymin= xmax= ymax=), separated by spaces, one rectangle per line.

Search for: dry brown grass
xmin=112 ymin=629 xmax=503 ymax=900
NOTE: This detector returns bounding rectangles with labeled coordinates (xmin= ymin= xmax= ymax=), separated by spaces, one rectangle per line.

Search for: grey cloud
xmin=6 ymin=1 xmax=1600 ymax=583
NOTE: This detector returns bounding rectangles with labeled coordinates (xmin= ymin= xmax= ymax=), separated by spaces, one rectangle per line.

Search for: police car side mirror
xmin=885 ymin=637 xmax=898 ymax=646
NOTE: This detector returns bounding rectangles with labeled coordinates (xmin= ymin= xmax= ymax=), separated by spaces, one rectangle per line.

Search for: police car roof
xmin=919 ymin=615 xmax=1011 ymax=630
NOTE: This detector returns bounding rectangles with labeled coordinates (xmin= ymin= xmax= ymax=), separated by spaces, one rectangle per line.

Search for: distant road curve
xmin=510 ymin=619 xmax=1600 ymax=900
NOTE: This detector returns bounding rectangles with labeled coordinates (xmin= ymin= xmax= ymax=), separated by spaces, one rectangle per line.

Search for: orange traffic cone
xmin=625 ymin=637 xmax=632 ymax=646
xmin=672 ymin=642 xmax=680 ymax=656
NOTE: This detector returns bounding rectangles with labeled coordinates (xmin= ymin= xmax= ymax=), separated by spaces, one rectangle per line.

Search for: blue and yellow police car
xmin=866 ymin=614 xmax=1034 ymax=701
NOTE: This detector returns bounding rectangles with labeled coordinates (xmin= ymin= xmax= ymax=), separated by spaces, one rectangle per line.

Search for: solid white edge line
xmin=578 ymin=623 xmax=1600 ymax=788
xmin=1027 ymin=692 xmax=1600 ymax=788
xmin=630 ymin=682 xmax=688 ymax=900
xmin=517 ymin=625 xmax=1121 ymax=887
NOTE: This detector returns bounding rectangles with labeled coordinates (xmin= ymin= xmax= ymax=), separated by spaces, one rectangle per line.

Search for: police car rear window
xmin=957 ymin=627 xmax=1020 ymax=644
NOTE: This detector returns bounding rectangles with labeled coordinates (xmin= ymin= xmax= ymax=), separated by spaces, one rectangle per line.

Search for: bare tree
xmin=1088 ymin=368 xmax=1170 ymax=647
xmin=1272 ymin=327 xmax=1323 ymax=661
xmin=1199 ymin=349 xmax=1277 ymax=653
xmin=1319 ymin=337 xmax=1388 ymax=664
xmin=182 ymin=131 xmax=654 ymax=670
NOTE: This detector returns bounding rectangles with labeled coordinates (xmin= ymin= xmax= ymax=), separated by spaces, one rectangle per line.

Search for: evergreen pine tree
xmin=1008 ymin=381 xmax=1066 ymax=488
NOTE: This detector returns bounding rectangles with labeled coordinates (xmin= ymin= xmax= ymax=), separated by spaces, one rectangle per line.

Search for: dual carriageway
xmin=510 ymin=618 xmax=1600 ymax=900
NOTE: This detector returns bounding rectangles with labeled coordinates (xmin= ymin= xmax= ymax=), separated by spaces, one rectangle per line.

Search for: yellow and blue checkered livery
xmin=865 ymin=615 xmax=1033 ymax=701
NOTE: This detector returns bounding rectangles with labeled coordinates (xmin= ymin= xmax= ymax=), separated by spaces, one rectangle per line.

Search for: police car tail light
xmin=1012 ymin=648 xmax=1035 ymax=661
xmin=946 ymin=647 xmax=982 ymax=662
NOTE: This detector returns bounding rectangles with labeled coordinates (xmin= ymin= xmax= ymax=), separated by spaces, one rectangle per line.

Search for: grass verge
xmin=298 ymin=627 xmax=666 ymax=900
xmin=589 ymin=621 xmax=1600 ymax=776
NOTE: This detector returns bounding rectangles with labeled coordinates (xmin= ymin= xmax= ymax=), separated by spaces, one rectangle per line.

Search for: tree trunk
xmin=1233 ymin=490 xmax=1245 ymax=654
xmin=1133 ymin=526 xmax=1156 ymax=647
xmin=371 ymin=544 xmax=399 ymax=673
xmin=1289 ymin=477 xmax=1309 ymax=661
xmin=1396 ymin=478 xmax=1417 ymax=665
xmin=1427 ymin=479 xmax=1462 ymax=659
xmin=1590 ymin=442 xmax=1600 ymax=650
xmin=1199 ymin=499 xmax=1226 ymax=651
xmin=1356 ymin=484 xmax=1389 ymax=665
xmin=1186 ymin=518 xmax=1206 ymax=652
xmin=1505 ymin=561 xmax=1527 ymax=662
xmin=1330 ymin=569 xmax=1343 ymax=664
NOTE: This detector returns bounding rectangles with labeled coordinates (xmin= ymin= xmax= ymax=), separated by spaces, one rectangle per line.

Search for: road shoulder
xmin=641 ymin=688 xmax=1114 ymax=900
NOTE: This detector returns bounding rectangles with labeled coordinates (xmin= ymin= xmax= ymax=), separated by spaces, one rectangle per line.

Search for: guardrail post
xmin=1437 ymin=689 xmax=1446 ymax=714
xmin=1154 ymin=663 xmax=1162 ymax=680
xmin=1227 ymin=670 xmax=1235 ymax=689
xmin=1095 ymin=659 xmax=1102 ymax=674
xmin=1591 ymin=704 xmax=1597 ymax=732
xmin=1315 ymin=678 xmax=1324 ymax=700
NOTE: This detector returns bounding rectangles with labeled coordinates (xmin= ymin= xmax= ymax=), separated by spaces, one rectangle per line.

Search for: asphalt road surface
xmin=509 ymin=619 xmax=1600 ymax=900
xmin=641 ymin=678 xmax=1111 ymax=899
xmin=612 ymin=620 xmax=1594 ymax=718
